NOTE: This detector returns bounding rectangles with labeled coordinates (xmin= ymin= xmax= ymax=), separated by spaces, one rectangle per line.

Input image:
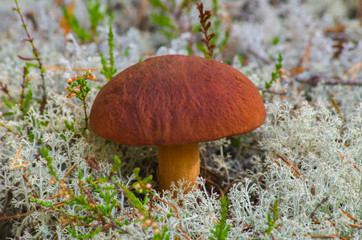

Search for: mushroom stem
xmin=158 ymin=143 xmax=200 ymax=191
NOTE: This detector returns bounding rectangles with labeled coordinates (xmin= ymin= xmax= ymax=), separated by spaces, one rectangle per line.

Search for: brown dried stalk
xmin=340 ymin=208 xmax=358 ymax=223
xmin=296 ymin=74 xmax=362 ymax=86
xmin=9 ymin=146 xmax=28 ymax=170
xmin=330 ymin=97 xmax=346 ymax=121
xmin=0 ymin=80 xmax=13 ymax=101
xmin=276 ymin=153 xmax=302 ymax=177
xmin=0 ymin=201 xmax=65 ymax=221
xmin=197 ymin=2 xmax=216 ymax=58
xmin=310 ymin=196 xmax=330 ymax=222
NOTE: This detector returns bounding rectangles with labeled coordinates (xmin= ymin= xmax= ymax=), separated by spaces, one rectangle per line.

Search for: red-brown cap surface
xmin=89 ymin=55 xmax=266 ymax=145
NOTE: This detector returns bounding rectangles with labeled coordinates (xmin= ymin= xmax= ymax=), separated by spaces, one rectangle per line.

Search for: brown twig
xmin=276 ymin=153 xmax=302 ymax=177
xmin=304 ymin=233 xmax=339 ymax=239
xmin=43 ymin=65 xmax=103 ymax=76
xmin=63 ymin=163 xmax=78 ymax=178
xmin=310 ymin=196 xmax=329 ymax=222
xmin=346 ymin=224 xmax=361 ymax=229
xmin=0 ymin=202 xmax=64 ymax=221
xmin=340 ymin=208 xmax=358 ymax=223
xmin=154 ymin=196 xmax=181 ymax=220
xmin=296 ymin=74 xmax=362 ymax=86
xmin=273 ymin=158 xmax=301 ymax=180
xmin=181 ymin=232 xmax=194 ymax=240
xmin=9 ymin=146 xmax=28 ymax=170
xmin=248 ymin=46 xmax=272 ymax=64
xmin=200 ymin=166 xmax=224 ymax=181
xmin=222 ymin=179 xmax=239 ymax=195
xmin=298 ymin=40 xmax=311 ymax=69
xmin=343 ymin=61 xmax=362 ymax=80
xmin=330 ymin=97 xmax=346 ymax=121
xmin=257 ymin=87 xmax=287 ymax=95
xmin=205 ymin=178 xmax=224 ymax=198
xmin=338 ymin=152 xmax=361 ymax=172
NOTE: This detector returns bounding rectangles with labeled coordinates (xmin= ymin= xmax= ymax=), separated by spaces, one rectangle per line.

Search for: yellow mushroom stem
xmin=158 ymin=143 xmax=200 ymax=191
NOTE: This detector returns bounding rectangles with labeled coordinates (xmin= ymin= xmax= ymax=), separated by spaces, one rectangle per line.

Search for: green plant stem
xmin=82 ymin=97 xmax=89 ymax=129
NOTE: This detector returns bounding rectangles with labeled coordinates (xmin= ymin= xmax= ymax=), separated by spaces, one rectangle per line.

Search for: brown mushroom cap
xmin=89 ymin=55 xmax=266 ymax=146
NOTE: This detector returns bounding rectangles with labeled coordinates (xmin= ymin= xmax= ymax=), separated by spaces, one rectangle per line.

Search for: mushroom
xmin=89 ymin=55 xmax=266 ymax=191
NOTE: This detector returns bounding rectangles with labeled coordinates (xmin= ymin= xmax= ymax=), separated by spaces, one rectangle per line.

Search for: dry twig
xmin=9 ymin=146 xmax=28 ymax=170
xmin=276 ymin=153 xmax=302 ymax=177
xmin=343 ymin=61 xmax=362 ymax=80
xmin=296 ymin=74 xmax=362 ymax=86
xmin=197 ymin=2 xmax=216 ymax=59
xmin=330 ymin=97 xmax=346 ymax=121
xmin=340 ymin=208 xmax=358 ymax=223
xmin=310 ymin=196 xmax=329 ymax=222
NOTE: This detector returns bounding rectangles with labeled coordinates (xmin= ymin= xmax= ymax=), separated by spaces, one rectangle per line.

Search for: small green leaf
xmin=122 ymin=186 xmax=147 ymax=216
xmin=64 ymin=120 xmax=74 ymax=131
xmin=97 ymin=177 xmax=109 ymax=183
xmin=149 ymin=0 xmax=168 ymax=11
xmin=111 ymin=155 xmax=122 ymax=173
xmin=22 ymin=88 xmax=33 ymax=112
xmin=25 ymin=62 xmax=39 ymax=69
xmin=272 ymin=36 xmax=280 ymax=46
xmin=150 ymin=13 xmax=177 ymax=30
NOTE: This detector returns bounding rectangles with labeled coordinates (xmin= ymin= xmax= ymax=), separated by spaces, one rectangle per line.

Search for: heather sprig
xmin=13 ymin=0 xmax=47 ymax=114
xmin=65 ymin=71 xmax=93 ymax=129
xmin=31 ymin=157 xmax=124 ymax=238
xmin=31 ymin=154 xmax=160 ymax=238
xmin=197 ymin=2 xmax=216 ymax=59
xmin=262 ymin=53 xmax=284 ymax=96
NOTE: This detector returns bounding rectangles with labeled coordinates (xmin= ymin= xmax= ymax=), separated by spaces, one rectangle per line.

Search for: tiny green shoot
xmin=100 ymin=25 xmax=117 ymax=81
xmin=209 ymin=196 xmax=231 ymax=240
xmin=266 ymin=198 xmax=279 ymax=235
